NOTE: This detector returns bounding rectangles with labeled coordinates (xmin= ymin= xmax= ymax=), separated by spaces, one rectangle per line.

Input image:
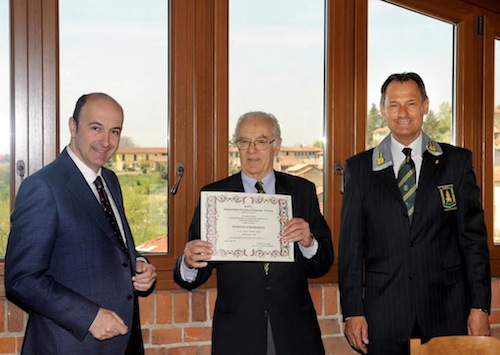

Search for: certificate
xmin=200 ymin=191 xmax=294 ymax=262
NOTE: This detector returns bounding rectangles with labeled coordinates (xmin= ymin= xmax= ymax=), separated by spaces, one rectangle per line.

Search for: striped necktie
xmin=397 ymin=148 xmax=417 ymax=223
xmin=255 ymin=180 xmax=265 ymax=194
xmin=255 ymin=181 xmax=269 ymax=274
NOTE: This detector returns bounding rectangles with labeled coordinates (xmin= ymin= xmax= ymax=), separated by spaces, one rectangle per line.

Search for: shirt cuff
xmin=180 ymin=254 xmax=198 ymax=282
xmin=298 ymin=236 xmax=318 ymax=259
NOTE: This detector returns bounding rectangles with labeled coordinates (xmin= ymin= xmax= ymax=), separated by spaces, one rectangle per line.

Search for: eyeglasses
xmin=236 ymin=139 xmax=276 ymax=150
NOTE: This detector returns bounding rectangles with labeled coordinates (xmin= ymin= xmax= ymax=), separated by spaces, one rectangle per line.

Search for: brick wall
xmin=1 ymin=280 xmax=500 ymax=354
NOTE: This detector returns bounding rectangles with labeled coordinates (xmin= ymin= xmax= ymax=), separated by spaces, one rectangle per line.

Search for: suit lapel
xmin=375 ymin=152 xmax=445 ymax=226
xmin=371 ymin=135 xmax=406 ymax=208
xmin=275 ymin=172 xmax=293 ymax=195
xmin=230 ymin=172 xmax=245 ymax=192
xmin=376 ymin=167 xmax=404 ymax=203
xmin=416 ymin=151 xmax=444 ymax=199
xmin=61 ymin=152 xmax=129 ymax=253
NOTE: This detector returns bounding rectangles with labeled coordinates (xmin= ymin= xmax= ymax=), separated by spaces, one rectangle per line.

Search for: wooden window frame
xmin=482 ymin=8 xmax=500 ymax=275
xmin=2 ymin=0 xmax=500 ymax=296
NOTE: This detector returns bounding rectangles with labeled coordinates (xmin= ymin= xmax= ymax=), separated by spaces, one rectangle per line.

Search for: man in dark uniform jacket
xmin=339 ymin=72 xmax=491 ymax=355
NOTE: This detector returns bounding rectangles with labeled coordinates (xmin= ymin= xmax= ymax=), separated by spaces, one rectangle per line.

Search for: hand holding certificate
xmin=200 ymin=191 xmax=294 ymax=262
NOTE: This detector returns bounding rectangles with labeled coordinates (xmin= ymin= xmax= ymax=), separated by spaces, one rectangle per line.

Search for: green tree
xmin=312 ymin=140 xmax=324 ymax=148
xmin=366 ymin=103 xmax=384 ymax=148
xmin=0 ymin=162 xmax=10 ymax=255
xmin=119 ymin=136 xmax=137 ymax=148
xmin=0 ymin=198 xmax=9 ymax=255
xmin=422 ymin=109 xmax=439 ymax=138
xmin=118 ymin=172 xmax=168 ymax=247
xmin=436 ymin=101 xmax=452 ymax=143
xmin=421 ymin=102 xmax=452 ymax=143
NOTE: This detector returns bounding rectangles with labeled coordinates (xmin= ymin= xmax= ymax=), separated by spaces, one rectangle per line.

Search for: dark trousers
xmin=125 ymin=297 xmax=144 ymax=355
xmin=366 ymin=319 xmax=423 ymax=355
xmin=266 ymin=315 xmax=276 ymax=355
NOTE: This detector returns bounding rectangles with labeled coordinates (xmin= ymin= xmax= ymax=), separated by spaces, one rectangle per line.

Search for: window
xmin=367 ymin=0 xmax=455 ymax=148
xmin=0 ymin=0 xmax=9 ymax=256
xmin=493 ymin=38 xmax=500 ymax=244
xmin=59 ymin=0 xmax=169 ymax=253
xmin=5 ymin=0 xmax=500 ymax=288
xmin=229 ymin=0 xmax=326 ymax=211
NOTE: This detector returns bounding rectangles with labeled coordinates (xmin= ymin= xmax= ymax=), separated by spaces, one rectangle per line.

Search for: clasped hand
xmin=89 ymin=308 xmax=129 ymax=340
xmin=132 ymin=261 xmax=157 ymax=292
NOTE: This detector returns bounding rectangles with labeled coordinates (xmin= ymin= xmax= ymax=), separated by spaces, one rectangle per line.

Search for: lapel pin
xmin=377 ymin=151 xmax=385 ymax=165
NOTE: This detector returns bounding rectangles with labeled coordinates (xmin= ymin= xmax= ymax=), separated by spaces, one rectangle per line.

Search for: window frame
xmin=482 ymin=8 xmax=500 ymax=275
xmin=2 ymin=0 xmax=500 ymax=295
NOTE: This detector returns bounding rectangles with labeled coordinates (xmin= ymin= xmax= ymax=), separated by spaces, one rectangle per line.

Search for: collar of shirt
xmin=241 ymin=170 xmax=276 ymax=194
xmin=390 ymin=133 xmax=423 ymax=185
xmin=66 ymin=145 xmax=103 ymax=200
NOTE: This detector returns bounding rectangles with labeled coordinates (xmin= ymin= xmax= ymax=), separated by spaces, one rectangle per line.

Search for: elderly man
xmin=174 ymin=111 xmax=334 ymax=355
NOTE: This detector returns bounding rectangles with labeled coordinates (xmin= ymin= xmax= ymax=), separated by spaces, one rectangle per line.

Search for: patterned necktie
xmin=255 ymin=180 xmax=265 ymax=194
xmin=255 ymin=181 xmax=269 ymax=274
xmin=397 ymin=148 xmax=417 ymax=223
xmin=94 ymin=176 xmax=127 ymax=251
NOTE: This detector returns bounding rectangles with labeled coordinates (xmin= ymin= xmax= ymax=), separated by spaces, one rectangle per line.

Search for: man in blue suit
xmin=174 ymin=111 xmax=334 ymax=355
xmin=339 ymin=72 xmax=491 ymax=355
xmin=5 ymin=93 xmax=157 ymax=354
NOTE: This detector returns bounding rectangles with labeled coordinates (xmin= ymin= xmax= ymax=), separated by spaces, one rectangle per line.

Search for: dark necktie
xmin=94 ymin=176 xmax=127 ymax=251
xmin=397 ymin=148 xmax=417 ymax=223
xmin=255 ymin=180 xmax=265 ymax=194
xmin=255 ymin=181 xmax=269 ymax=274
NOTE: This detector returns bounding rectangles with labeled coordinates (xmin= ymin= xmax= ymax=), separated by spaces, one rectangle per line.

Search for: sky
xmin=228 ymin=0 xmax=325 ymax=145
xmin=58 ymin=0 xmax=168 ymax=149
xmin=1 ymin=0 xmax=500 ymax=154
xmin=368 ymin=1 xmax=454 ymax=112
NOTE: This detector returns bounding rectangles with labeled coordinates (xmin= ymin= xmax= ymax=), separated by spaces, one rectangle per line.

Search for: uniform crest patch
xmin=438 ymin=184 xmax=457 ymax=211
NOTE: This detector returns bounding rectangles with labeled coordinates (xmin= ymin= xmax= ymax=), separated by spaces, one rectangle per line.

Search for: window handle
xmin=16 ymin=160 xmax=26 ymax=183
xmin=334 ymin=161 xmax=344 ymax=194
xmin=170 ymin=162 xmax=184 ymax=195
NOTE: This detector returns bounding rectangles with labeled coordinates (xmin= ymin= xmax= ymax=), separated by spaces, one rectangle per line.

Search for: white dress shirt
xmin=390 ymin=133 xmax=423 ymax=186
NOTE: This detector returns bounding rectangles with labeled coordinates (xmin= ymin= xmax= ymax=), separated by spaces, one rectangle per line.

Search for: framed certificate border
xmin=200 ymin=191 xmax=294 ymax=262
